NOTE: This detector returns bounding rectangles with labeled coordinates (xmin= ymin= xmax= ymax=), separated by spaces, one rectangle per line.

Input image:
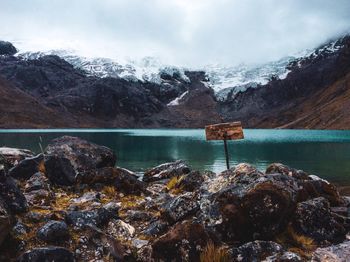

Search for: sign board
xmin=205 ymin=121 xmax=244 ymax=141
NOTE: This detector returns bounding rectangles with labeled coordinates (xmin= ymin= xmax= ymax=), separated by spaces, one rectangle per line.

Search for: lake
xmin=0 ymin=129 xmax=350 ymax=190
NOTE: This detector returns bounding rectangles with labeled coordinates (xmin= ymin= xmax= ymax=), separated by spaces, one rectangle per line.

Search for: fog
xmin=1 ymin=0 xmax=350 ymax=66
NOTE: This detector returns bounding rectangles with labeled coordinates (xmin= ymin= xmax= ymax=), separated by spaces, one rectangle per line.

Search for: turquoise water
xmin=0 ymin=129 xmax=350 ymax=187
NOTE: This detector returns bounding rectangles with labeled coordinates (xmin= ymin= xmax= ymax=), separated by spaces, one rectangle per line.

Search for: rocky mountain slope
xmin=0 ymin=36 xmax=350 ymax=129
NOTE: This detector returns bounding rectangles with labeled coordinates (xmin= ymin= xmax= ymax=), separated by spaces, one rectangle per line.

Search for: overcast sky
xmin=1 ymin=0 xmax=350 ymax=66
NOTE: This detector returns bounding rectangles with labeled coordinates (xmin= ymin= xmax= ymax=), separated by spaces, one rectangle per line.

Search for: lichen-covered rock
xmin=65 ymin=207 xmax=117 ymax=228
xmin=311 ymin=240 xmax=350 ymax=262
xmin=291 ymin=197 xmax=347 ymax=244
xmin=0 ymin=170 xmax=28 ymax=214
xmin=143 ymin=160 xmax=191 ymax=182
xmin=107 ymin=219 xmax=135 ymax=240
xmin=24 ymin=172 xmax=49 ymax=192
xmin=0 ymin=201 xmax=11 ymax=247
xmin=143 ymin=220 xmax=169 ymax=237
xmin=175 ymin=171 xmax=204 ymax=192
xmin=266 ymin=163 xmax=310 ymax=180
xmin=17 ymin=246 xmax=74 ymax=262
xmin=230 ymin=241 xmax=284 ymax=262
xmin=151 ymin=220 xmax=215 ymax=262
xmin=44 ymin=136 xmax=116 ymax=186
xmin=37 ymin=220 xmax=69 ymax=243
xmin=161 ymin=192 xmax=199 ymax=224
xmin=8 ymin=154 xmax=43 ymax=180
xmin=0 ymin=147 xmax=34 ymax=168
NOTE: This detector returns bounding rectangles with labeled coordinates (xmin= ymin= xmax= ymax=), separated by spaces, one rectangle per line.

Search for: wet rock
xmin=292 ymin=197 xmax=347 ymax=244
xmin=8 ymin=154 xmax=43 ymax=180
xmin=17 ymin=246 xmax=74 ymax=262
xmin=0 ymin=41 xmax=18 ymax=56
xmin=65 ymin=207 xmax=116 ymax=228
xmin=161 ymin=192 xmax=199 ymax=224
xmin=0 ymin=147 xmax=33 ymax=168
xmin=266 ymin=163 xmax=310 ymax=180
xmin=230 ymin=241 xmax=284 ymax=262
xmin=44 ymin=136 xmax=116 ymax=186
xmin=0 ymin=201 xmax=11 ymax=246
xmin=311 ymin=240 xmax=350 ymax=262
xmin=24 ymin=172 xmax=49 ymax=192
xmin=0 ymin=171 xmax=28 ymax=214
xmin=151 ymin=220 xmax=214 ymax=262
xmin=143 ymin=160 xmax=191 ymax=182
xmin=37 ymin=220 xmax=69 ymax=243
xmin=175 ymin=171 xmax=204 ymax=192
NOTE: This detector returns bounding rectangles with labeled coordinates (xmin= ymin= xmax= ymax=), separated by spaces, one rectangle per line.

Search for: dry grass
xmin=200 ymin=242 xmax=230 ymax=262
xmin=38 ymin=160 xmax=46 ymax=174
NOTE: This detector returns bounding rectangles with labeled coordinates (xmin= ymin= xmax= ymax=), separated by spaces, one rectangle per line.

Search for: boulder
xmin=0 ymin=169 xmax=27 ymax=214
xmin=17 ymin=247 xmax=74 ymax=262
xmin=230 ymin=241 xmax=284 ymax=262
xmin=266 ymin=163 xmax=310 ymax=180
xmin=0 ymin=201 xmax=11 ymax=247
xmin=311 ymin=240 xmax=350 ymax=262
xmin=291 ymin=197 xmax=347 ymax=244
xmin=8 ymin=154 xmax=43 ymax=180
xmin=0 ymin=41 xmax=18 ymax=56
xmin=161 ymin=192 xmax=199 ymax=224
xmin=151 ymin=220 xmax=215 ymax=261
xmin=143 ymin=160 xmax=191 ymax=182
xmin=37 ymin=220 xmax=70 ymax=243
xmin=0 ymin=147 xmax=33 ymax=167
xmin=174 ymin=171 xmax=204 ymax=192
xmin=24 ymin=172 xmax=49 ymax=192
xmin=44 ymin=136 xmax=116 ymax=186
xmin=65 ymin=207 xmax=116 ymax=228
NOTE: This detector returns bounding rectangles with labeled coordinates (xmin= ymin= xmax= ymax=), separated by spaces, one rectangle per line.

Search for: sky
xmin=1 ymin=0 xmax=350 ymax=67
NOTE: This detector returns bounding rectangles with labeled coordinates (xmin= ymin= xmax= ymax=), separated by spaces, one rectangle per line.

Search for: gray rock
xmin=37 ymin=220 xmax=69 ymax=243
xmin=143 ymin=160 xmax=191 ymax=182
xmin=0 ymin=41 xmax=18 ymax=56
xmin=311 ymin=240 xmax=350 ymax=262
xmin=17 ymin=246 xmax=74 ymax=262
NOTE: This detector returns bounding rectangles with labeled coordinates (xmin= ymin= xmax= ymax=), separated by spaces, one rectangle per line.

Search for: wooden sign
xmin=205 ymin=121 xmax=244 ymax=141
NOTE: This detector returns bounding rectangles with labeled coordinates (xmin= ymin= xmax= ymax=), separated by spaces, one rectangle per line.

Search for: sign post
xmin=205 ymin=121 xmax=244 ymax=170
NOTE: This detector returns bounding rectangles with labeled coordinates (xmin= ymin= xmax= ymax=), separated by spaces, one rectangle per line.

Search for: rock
xmin=0 ymin=201 xmax=11 ymax=246
xmin=8 ymin=154 xmax=43 ymax=180
xmin=125 ymin=210 xmax=152 ymax=222
xmin=143 ymin=160 xmax=191 ymax=182
xmin=107 ymin=219 xmax=135 ymax=240
xmin=211 ymin=168 xmax=299 ymax=241
xmin=151 ymin=220 xmax=214 ymax=261
xmin=0 ymin=147 xmax=33 ymax=167
xmin=143 ymin=220 xmax=169 ymax=237
xmin=230 ymin=241 xmax=284 ymax=262
xmin=37 ymin=220 xmax=69 ymax=243
xmin=175 ymin=171 xmax=204 ymax=192
xmin=311 ymin=240 xmax=350 ymax=262
xmin=161 ymin=192 xmax=199 ymax=224
xmin=24 ymin=172 xmax=49 ymax=192
xmin=65 ymin=207 xmax=116 ymax=228
xmin=0 ymin=41 xmax=17 ymax=56
xmin=17 ymin=247 xmax=74 ymax=262
xmin=12 ymin=221 xmax=28 ymax=237
xmin=24 ymin=189 xmax=53 ymax=206
xmin=268 ymin=251 xmax=303 ymax=262
xmin=0 ymin=171 xmax=28 ymax=214
xmin=291 ymin=197 xmax=347 ymax=244
xmin=266 ymin=163 xmax=310 ymax=180
xmin=44 ymin=136 xmax=116 ymax=186
xmin=69 ymin=192 xmax=101 ymax=205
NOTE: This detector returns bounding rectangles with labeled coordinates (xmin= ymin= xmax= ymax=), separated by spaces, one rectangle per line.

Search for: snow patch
xmin=167 ymin=91 xmax=188 ymax=106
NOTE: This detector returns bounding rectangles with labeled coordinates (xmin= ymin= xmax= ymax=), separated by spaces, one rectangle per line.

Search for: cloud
xmin=1 ymin=0 xmax=350 ymax=67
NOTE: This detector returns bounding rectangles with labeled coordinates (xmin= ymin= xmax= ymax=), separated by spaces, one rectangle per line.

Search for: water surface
xmin=0 ymin=129 xmax=350 ymax=188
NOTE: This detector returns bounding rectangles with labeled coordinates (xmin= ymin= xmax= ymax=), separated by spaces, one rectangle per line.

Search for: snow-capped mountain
xmin=18 ymin=37 xmax=345 ymax=101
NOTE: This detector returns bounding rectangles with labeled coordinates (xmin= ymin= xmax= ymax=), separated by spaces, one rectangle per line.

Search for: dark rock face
xmin=0 ymin=171 xmax=28 ymax=214
xmin=0 ymin=147 xmax=34 ymax=167
xmin=0 ymin=41 xmax=17 ymax=56
xmin=24 ymin=172 xmax=49 ymax=192
xmin=230 ymin=241 xmax=284 ymax=262
xmin=0 ymin=201 xmax=11 ymax=247
xmin=37 ymin=220 xmax=70 ymax=243
xmin=151 ymin=220 xmax=214 ymax=261
xmin=291 ymin=197 xmax=347 ymax=244
xmin=17 ymin=247 xmax=74 ymax=262
xmin=175 ymin=171 xmax=204 ymax=191
xmin=143 ymin=160 xmax=191 ymax=182
xmin=44 ymin=136 xmax=116 ymax=186
xmin=8 ymin=154 xmax=43 ymax=180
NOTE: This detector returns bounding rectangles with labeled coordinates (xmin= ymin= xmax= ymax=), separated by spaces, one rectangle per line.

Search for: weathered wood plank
xmin=205 ymin=121 xmax=244 ymax=140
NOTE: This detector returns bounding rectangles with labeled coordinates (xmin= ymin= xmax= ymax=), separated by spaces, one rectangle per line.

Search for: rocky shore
xmin=0 ymin=136 xmax=349 ymax=261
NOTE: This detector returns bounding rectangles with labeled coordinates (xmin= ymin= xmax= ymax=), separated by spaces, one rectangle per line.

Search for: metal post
xmin=223 ymin=135 xmax=230 ymax=170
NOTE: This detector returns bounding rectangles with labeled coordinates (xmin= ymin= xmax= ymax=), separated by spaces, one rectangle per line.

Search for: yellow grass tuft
xmin=200 ymin=242 xmax=230 ymax=262
xmin=38 ymin=160 xmax=46 ymax=174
